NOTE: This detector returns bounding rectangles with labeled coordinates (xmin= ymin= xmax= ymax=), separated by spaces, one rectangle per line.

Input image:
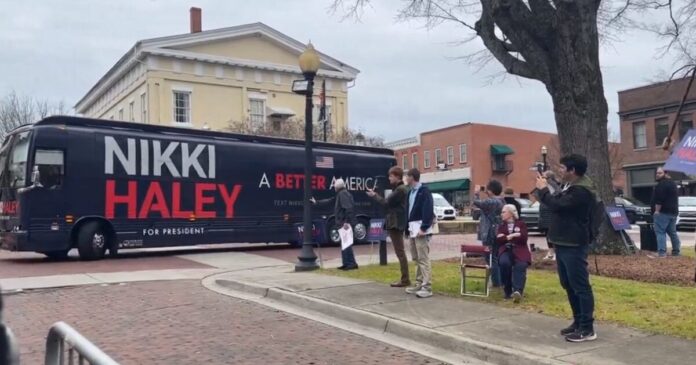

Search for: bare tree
xmin=0 ymin=91 xmax=68 ymax=141
xmin=331 ymin=0 xmax=693 ymax=253
xmin=225 ymin=118 xmax=384 ymax=147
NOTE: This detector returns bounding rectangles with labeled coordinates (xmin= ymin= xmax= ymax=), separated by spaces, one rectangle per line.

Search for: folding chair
xmin=460 ymin=245 xmax=492 ymax=297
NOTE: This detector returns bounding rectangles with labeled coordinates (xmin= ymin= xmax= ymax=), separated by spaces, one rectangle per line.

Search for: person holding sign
xmin=367 ymin=166 xmax=410 ymax=287
xmin=311 ymin=178 xmax=358 ymax=271
xmin=404 ymin=168 xmax=435 ymax=299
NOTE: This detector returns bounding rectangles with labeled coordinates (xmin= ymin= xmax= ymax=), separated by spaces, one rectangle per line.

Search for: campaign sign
xmin=294 ymin=220 xmax=325 ymax=244
xmin=367 ymin=218 xmax=387 ymax=241
xmin=605 ymin=206 xmax=632 ymax=231
xmin=664 ymin=129 xmax=696 ymax=175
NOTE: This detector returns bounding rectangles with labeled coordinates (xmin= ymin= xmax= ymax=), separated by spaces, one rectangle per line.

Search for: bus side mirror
xmin=30 ymin=165 xmax=43 ymax=188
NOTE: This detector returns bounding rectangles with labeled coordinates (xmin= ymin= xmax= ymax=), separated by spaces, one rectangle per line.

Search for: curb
xmin=212 ymin=278 xmax=567 ymax=365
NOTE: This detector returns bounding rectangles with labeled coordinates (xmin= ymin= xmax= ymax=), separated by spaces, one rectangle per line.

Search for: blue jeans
xmin=653 ymin=213 xmax=681 ymax=256
xmin=341 ymin=246 xmax=357 ymax=267
xmin=556 ymin=245 xmax=595 ymax=332
xmin=485 ymin=242 xmax=501 ymax=287
xmin=498 ymin=251 xmax=528 ymax=298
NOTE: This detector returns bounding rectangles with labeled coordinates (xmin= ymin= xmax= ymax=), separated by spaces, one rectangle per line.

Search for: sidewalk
xmin=205 ymin=264 xmax=696 ymax=365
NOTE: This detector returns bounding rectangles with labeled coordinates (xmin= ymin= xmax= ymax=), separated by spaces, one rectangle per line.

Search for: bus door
xmin=23 ymin=148 xmax=68 ymax=250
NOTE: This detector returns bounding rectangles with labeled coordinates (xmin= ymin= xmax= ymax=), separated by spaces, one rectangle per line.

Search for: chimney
xmin=190 ymin=7 xmax=202 ymax=33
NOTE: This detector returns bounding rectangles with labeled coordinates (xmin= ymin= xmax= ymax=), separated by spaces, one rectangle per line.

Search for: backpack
xmin=588 ymin=192 xmax=605 ymax=244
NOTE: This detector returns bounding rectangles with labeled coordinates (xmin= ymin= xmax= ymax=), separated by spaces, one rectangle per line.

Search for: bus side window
xmin=34 ymin=150 xmax=64 ymax=190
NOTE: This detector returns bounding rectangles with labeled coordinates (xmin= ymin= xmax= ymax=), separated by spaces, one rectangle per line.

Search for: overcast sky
xmin=0 ymin=0 xmax=681 ymax=142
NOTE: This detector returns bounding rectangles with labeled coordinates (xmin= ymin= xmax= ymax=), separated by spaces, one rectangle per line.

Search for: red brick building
xmin=386 ymin=123 xmax=556 ymax=209
xmin=619 ymin=77 xmax=696 ymax=203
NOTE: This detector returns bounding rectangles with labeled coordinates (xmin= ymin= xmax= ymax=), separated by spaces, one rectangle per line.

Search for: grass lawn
xmin=325 ymin=261 xmax=696 ymax=339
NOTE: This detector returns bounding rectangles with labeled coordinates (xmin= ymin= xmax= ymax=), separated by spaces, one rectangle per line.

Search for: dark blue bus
xmin=0 ymin=116 xmax=394 ymax=260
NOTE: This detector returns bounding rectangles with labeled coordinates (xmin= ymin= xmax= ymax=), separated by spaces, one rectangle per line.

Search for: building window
xmin=424 ymin=151 xmax=431 ymax=169
xmin=435 ymin=148 xmax=442 ymax=165
xmin=633 ymin=121 xmax=647 ymax=149
xmin=140 ymin=93 xmax=147 ymax=123
xmin=118 ymin=108 xmax=124 ymax=121
xmin=459 ymin=144 xmax=467 ymax=163
xmin=447 ymin=146 xmax=454 ymax=165
xmin=173 ymin=91 xmax=191 ymax=124
xmin=412 ymin=153 xmax=418 ymax=170
xmin=128 ymin=101 xmax=135 ymax=122
xmin=655 ymin=118 xmax=669 ymax=147
xmin=402 ymin=154 xmax=409 ymax=170
xmin=679 ymin=115 xmax=693 ymax=140
xmin=249 ymin=98 xmax=266 ymax=127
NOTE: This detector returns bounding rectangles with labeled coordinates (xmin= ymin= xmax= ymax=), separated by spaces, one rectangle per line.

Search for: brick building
xmin=386 ymin=123 xmax=556 ymax=210
xmin=619 ymin=77 xmax=696 ymax=203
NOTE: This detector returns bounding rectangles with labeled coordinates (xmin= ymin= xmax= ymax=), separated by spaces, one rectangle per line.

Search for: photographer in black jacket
xmin=535 ymin=154 xmax=597 ymax=343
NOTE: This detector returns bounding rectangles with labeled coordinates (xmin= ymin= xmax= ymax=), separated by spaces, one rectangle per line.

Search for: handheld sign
xmin=367 ymin=218 xmax=387 ymax=241
xmin=664 ymin=129 xmax=696 ymax=175
xmin=605 ymin=206 xmax=632 ymax=231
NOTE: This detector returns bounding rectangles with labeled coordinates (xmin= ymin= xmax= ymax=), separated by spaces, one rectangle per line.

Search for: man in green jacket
xmin=368 ymin=166 xmax=410 ymax=287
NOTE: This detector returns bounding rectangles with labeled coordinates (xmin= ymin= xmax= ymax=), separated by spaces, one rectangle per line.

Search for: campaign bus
xmin=0 ymin=116 xmax=395 ymax=260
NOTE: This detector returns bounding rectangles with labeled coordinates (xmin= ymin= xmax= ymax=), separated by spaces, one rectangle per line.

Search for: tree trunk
xmin=544 ymin=2 xmax=625 ymax=254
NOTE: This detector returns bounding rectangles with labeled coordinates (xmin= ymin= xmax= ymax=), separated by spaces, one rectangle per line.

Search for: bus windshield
xmin=0 ymin=131 xmax=31 ymax=188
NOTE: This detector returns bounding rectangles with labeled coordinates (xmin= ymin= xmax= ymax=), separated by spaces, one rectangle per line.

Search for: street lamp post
xmin=294 ymin=43 xmax=321 ymax=272
xmin=541 ymin=145 xmax=548 ymax=172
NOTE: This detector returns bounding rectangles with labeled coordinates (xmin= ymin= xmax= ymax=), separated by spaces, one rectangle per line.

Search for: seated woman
xmin=496 ymin=204 xmax=532 ymax=303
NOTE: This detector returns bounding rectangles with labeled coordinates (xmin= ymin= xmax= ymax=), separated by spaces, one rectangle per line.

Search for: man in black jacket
xmin=404 ymin=168 xmax=435 ymax=299
xmin=535 ymin=154 xmax=597 ymax=343
xmin=312 ymin=178 xmax=358 ymax=270
xmin=368 ymin=166 xmax=410 ymax=287
xmin=650 ymin=167 xmax=681 ymax=258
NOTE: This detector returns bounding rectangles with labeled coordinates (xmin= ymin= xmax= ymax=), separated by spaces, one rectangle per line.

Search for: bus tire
xmin=326 ymin=219 xmax=341 ymax=246
xmin=42 ymin=249 xmax=70 ymax=260
xmin=354 ymin=218 xmax=370 ymax=243
xmin=76 ymin=222 xmax=108 ymax=261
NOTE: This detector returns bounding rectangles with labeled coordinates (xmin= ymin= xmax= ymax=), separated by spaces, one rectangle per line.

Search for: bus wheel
xmin=77 ymin=222 xmax=108 ymax=261
xmin=42 ymin=249 xmax=70 ymax=260
xmin=326 ymin=219 xmax=341 ymax=246
xmin=354 ymin=218 xmax=369 ymax=242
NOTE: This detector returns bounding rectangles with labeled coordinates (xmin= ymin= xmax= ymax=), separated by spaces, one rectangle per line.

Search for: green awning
xmin=490 ymin=144 xmax=514 ymax=155
xmin=427 ymin=179 xmax=470 ymax=192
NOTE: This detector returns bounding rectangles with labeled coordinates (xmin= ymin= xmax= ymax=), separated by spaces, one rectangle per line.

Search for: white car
xmin=677 ymin=196 xmax=696 ymax=230
xmin=433 ymin=193 xmax=456 ymax=221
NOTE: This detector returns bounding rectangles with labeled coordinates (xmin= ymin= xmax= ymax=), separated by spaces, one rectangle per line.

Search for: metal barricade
xmin=2 ymin=323 xmax=20 ymax=365
xmin=44 ymin=321 xmax=119 ymax=365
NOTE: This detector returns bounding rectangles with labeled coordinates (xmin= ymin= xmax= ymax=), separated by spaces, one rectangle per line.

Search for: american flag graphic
xmin=315 ymin=156 xmax=334 ymax=169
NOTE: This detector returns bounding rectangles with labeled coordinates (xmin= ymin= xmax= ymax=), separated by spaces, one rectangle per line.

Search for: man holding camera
xmin=535 ymin=154 xmax=597 ymax=343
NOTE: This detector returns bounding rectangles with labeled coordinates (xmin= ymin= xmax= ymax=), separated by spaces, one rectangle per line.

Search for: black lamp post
xmin=294 ymin=43 xmax=321 ymax=272
xmin=541 ymin=145 xmax=548 ymax=172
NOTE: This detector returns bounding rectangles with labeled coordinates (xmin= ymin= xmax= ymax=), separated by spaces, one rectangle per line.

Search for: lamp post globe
xmin=296 ymin=42 xmax=321 ymax=272
xmin=541 ymin=145 xmax=548 ymax=172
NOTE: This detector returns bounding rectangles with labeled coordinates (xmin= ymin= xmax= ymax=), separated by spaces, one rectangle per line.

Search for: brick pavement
xmin=3 ymin=280 xmax=444 ymax=365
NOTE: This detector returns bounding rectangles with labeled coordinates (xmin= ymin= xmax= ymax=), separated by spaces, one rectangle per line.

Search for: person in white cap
xmin=311 ymin=178 xmax=358 ymax=270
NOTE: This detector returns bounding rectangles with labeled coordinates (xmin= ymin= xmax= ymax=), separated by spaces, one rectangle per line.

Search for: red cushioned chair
xmin=460 ymin=245 xmax=491 ymax=297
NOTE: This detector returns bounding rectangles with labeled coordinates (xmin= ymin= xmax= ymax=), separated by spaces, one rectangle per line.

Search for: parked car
xmin=519 ymin=199 xmax=541 ymax=232
xmin=615 ymin=196 xmax=651 ymax=224
xmin=677 ymin=196 xmax=696 ymax=230
xmin=433 ymin=193 xmax=457 ymax=221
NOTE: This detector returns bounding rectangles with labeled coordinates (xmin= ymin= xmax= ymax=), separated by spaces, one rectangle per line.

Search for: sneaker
xmin=405 ymin=286 xmax=421 ymax=294
xmin=336 ymin=265 xmax=346 ymax=270
xmin=511 ymin=291 xmax=522 ymax=303
xmin=342 ymin=265 xmax=359 ymax=271
xmin=416 ymin=289 xmax=433 ymax=298
xmin=565 ymin=330 xmax=597 ymax=343
xmin=543 ymin=253 xmax=556 ymax=261
xmin=560 ymin=324 xmax=578 ymax=336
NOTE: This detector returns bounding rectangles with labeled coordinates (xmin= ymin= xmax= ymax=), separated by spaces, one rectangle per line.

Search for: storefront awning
xmin=490 ymin=144 xmax=514 ymax=155
xmin=427 ymin=179 xmax=470 ymax=192
xmin=266 ymin=106 xmax=295 ymax=117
